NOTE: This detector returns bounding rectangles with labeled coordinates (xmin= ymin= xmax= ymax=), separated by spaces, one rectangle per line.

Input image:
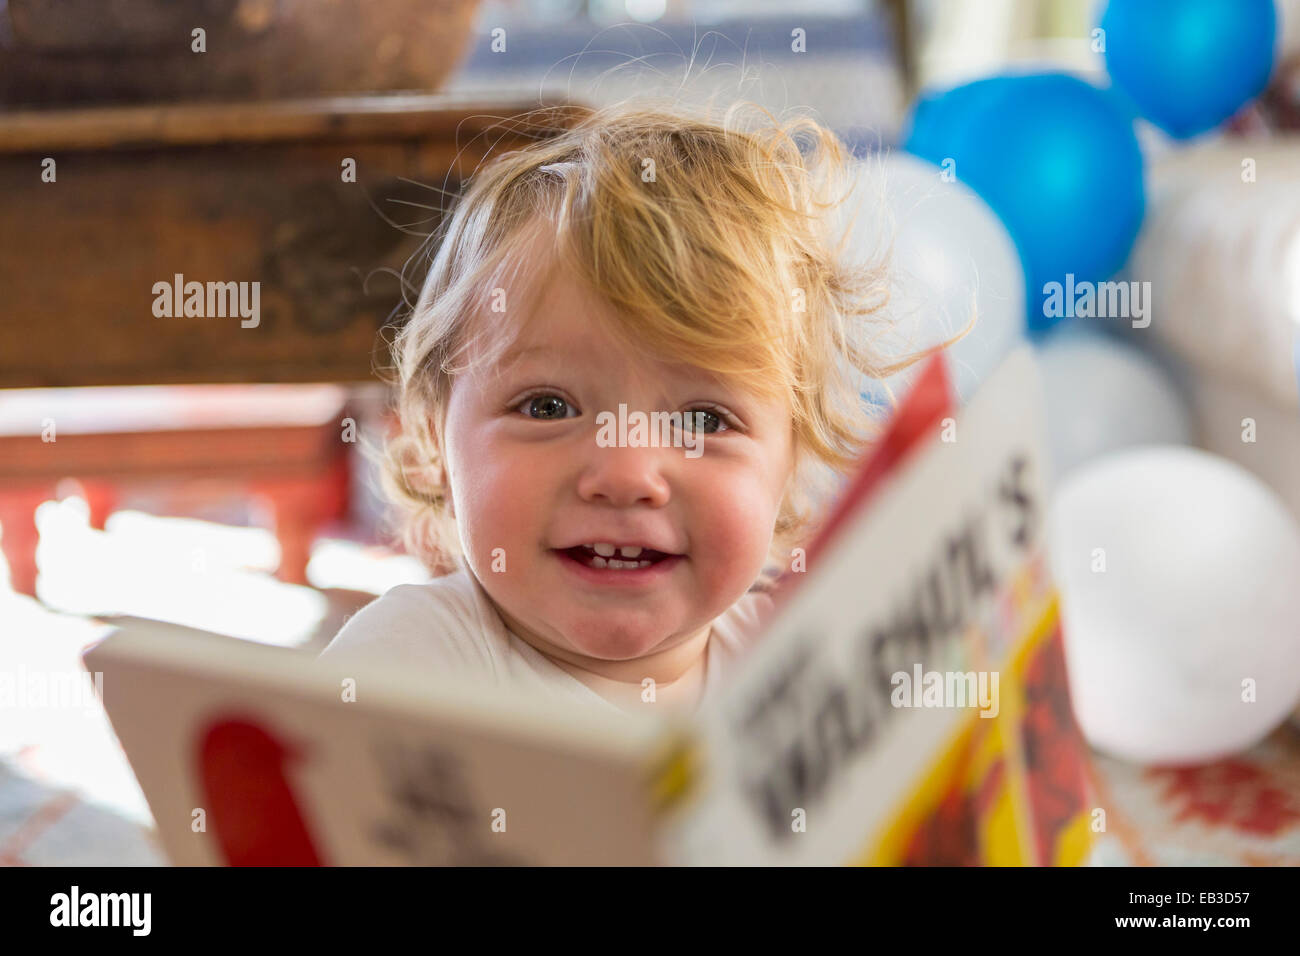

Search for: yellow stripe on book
xmin=645 ymin=732 xmax=701 ymax=816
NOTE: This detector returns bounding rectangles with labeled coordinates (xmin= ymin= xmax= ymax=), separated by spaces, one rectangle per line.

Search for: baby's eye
xmin=517 ymin=393 xmax=578 ymax=420
xmin=684 ymin=408 xmax=730 ymax=435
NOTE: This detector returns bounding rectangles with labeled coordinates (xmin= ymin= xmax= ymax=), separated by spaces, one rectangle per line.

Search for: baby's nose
xmin=576 ymin=442 xmax=672 ymax=508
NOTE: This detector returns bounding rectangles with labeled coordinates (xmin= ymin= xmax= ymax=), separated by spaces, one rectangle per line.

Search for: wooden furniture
xmin=0 ymin=0 xmax=482 ymax=108
xmin=0 ymin=93 xmax=588 ymax=388
xmin=0 ymin=385 xmax=351 ymax=595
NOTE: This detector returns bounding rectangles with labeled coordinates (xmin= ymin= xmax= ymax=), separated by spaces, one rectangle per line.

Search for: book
xmin=83 ymin=346 xmax=1094 ymax=865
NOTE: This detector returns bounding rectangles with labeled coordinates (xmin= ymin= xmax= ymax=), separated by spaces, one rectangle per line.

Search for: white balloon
xmin=1049 ymin=445 xmax=1300 ymax=764
xmin=1036 ymin=326 xmax=1192 ymax=485
xmin=840 ymin=153 xmax=1025 ymax=405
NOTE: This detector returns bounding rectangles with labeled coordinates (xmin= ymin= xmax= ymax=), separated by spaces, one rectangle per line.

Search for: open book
xmin=84 ymin=346 xmax=1094 ymax=865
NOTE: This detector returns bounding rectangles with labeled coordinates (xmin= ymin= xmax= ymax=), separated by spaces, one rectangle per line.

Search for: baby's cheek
xmin=691 ymin=482 xmax=776 ymax=585
xmin=462 ymin=465 xmax=539 ymax=560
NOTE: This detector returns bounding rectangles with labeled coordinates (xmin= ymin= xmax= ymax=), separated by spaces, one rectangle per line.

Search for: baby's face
xmin=439 ymin=267 xmax=795 ymax=669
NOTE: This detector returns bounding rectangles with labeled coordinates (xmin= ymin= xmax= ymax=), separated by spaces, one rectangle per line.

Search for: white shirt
xmin=317 ymin=570 xmax=777 ymax=716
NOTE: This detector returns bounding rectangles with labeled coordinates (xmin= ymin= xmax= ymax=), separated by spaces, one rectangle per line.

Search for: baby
xmin=318 ymin=98 xmax=948 ymax=717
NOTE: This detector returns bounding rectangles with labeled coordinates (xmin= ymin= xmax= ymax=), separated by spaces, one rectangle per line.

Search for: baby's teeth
xmin=593 ymin=543 xmax=616 ymax=557
xmin=619 ymin=546 xmax=642 ymax=558
xmin=584 ymin=553 xmax=655 ymax=570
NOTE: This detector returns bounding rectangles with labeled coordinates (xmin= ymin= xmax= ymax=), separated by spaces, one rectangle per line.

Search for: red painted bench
xmin=0 ymin=384 xmax=351 ymax=596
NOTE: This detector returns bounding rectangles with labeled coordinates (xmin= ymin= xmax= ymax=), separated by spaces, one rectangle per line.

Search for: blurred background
xmin=2 ymin=0 xmax=1299 ymax=865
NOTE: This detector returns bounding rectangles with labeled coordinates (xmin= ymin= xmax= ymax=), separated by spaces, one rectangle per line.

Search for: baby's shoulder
xmin=316 ymin=571 xmax=506 ymax=674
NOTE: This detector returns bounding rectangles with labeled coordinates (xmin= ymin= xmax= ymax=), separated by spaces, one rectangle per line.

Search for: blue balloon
xmin=904 ymin=73 xmax=1145 ymax=333
xmin=903 ymin=77 xmax=1013 ymax=164
xmin=1102 ymin=0 xmax=1277 ymax=140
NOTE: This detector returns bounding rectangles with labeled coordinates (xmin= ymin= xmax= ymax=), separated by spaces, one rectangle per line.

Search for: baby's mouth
xmin=557 ymin=545 xmax=677 ymax=570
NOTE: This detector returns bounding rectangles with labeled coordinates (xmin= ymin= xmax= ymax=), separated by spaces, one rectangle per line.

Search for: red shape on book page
xmin=199 ymin=717 xmax=326 ymax=866
xmin=1021 ymin=623 xmax=1093 ymax=864
xmin=774 ymin=352 xmax=954 ymax=601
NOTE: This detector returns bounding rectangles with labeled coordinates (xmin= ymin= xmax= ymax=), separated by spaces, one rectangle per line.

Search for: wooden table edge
xmin=0 ymin=93 xmax=593 ymax=154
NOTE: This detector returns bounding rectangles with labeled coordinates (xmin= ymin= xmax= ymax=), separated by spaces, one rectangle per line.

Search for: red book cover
xmin=774 ymin=352 xmax=954 ymax=602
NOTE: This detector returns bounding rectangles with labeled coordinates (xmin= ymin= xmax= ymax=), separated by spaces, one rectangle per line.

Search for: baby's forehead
xmin=490 ymin=331 xmax=715 ymax=386
xmin=468 ymin=275 xmax=663 ymax=371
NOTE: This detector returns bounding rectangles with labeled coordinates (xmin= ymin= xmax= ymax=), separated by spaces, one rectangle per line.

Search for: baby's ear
xmin=426 ymin=417 xmax=446 ymax=472
xmin=426 ymin=411 xmax=456 ymax=517
xmin=431 ymin=458 xmax=453 ymax=517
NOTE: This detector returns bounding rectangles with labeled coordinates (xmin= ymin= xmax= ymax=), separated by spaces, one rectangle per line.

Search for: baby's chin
xmin=558 ymin=613 xmax=684 ymax=662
